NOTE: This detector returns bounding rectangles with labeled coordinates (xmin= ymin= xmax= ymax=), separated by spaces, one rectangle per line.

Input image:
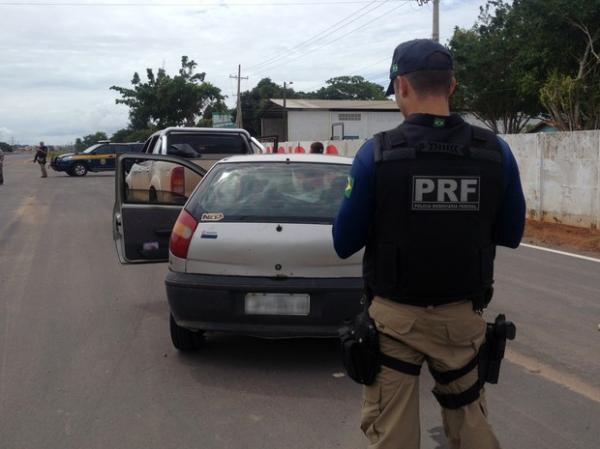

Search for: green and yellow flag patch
xmin=344 ymin=175 xmax=354 ymax=199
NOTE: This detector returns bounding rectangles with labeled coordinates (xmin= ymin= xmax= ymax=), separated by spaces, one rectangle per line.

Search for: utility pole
xmin=230 ymin=65 xmax=248 ymax=128
xmin=416 ymin=0 xmax=439 ymax=42
xmin=432 ymin=0 xmax=440 ymax=42
xmin=282 ymin=81 xmax=293 ymax=141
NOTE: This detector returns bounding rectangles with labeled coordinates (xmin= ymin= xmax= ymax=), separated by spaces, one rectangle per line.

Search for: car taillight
xmin=171 ymin=166 xmax=185 ymax=196
xmin=170 ymin=209 xmax=198 ymax=259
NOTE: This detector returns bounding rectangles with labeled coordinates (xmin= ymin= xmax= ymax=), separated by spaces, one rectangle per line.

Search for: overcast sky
xmin=0 ymin=0 xmax=489 ymax=145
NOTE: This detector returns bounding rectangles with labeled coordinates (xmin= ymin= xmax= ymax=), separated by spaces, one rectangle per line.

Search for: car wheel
xmin=169 ymin=314 xmax=204 ymax=351
xmin=72 ymin=162 xmax=88 ymax=176
xmin=66 ymin=169 xmax=76 ymax=176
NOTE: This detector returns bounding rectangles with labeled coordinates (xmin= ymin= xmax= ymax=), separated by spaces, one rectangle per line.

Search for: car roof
xmin=151 ymin=127 xmax=251 ymax=137
xmin=217 ymin=153 xmax=353 ymax=165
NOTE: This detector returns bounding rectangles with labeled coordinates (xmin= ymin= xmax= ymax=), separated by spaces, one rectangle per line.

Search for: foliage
xmin=111 ymin=128 xmax=156 ymax=143
xmin=0 ymin=142 xmax=13 ymax=152
xmin=450 ymin=0 xmax=600 ymax=133
xmin=314 ymin=76 xmax=386 ymax=100
xmin=74 ymin=132 xmax=108 ymax=152
xmin=236 ymin=78 xmax=299 ymax=136
xmin=449 ymin=1 xmax=541 ymax=133
xmin=111 ymin=56 xmax=226 ymax=129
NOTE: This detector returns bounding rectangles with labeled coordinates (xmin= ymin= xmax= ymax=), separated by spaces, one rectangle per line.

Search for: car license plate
xmin=244 ymin=293 xmax=310 ymax=316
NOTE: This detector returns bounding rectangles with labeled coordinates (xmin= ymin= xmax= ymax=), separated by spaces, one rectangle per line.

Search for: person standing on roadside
xmin=0 ymin=147 xmax=4 ymax=185
xmin=33 ymin=141 xmax=48 ymax=178
xmin=310 ymin=141 xmax=324 ymax=154
xmin=333 ymin=39 xmax=525 ymax=449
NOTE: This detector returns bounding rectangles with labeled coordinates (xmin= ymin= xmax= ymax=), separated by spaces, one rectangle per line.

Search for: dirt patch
xmin=523 ymin=219 xmax=600 ymax=256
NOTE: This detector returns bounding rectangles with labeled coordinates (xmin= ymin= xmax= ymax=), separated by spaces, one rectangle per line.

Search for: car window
xmin=187 ymin=162 xmax=349 ymax=224
xmin=82 ymin=144 xmax=101 ymax=154
xmin=152 ymin=137 xmax=163 ymax=154
xmin=166 ymin=133 xmax=248 ymax=158
xmin=142 ymin=136 xmax=157 ymax=154
xmin=93 ymin=145 xmax=114 ymax=154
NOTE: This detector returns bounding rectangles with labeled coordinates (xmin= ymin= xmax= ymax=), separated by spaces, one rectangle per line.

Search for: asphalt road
xmin=1 ymin=153 xmax=599 ymax=449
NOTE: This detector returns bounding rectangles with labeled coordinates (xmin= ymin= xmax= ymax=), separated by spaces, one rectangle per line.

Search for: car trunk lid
xmin=185 ymin=222 xmax=362 ymax=278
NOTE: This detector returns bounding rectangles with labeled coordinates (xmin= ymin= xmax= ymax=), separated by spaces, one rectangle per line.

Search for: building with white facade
xmin=260 ymin=99 xmax=403 ymax=141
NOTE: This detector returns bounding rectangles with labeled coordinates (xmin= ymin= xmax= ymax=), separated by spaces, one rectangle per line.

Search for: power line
xmin=251 ymin=1 xmax=407 ymax=77
xmin=0 ymin=0 xmax=411 ymax=6
xmin=244 ymin=0 xmax=385 ymax=71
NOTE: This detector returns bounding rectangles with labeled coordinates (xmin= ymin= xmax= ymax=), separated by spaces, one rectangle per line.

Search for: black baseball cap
xmin=385 ymin=39 xmax=453 ymax=96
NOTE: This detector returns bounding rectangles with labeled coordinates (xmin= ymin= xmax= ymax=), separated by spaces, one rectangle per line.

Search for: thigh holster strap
xmin=380 ymin=353 xmax=422 ymax=376
xmin=432 ymin=379 xmax=482 ymax=410
xmin=428 ymin=353 xmax=479 ymax=385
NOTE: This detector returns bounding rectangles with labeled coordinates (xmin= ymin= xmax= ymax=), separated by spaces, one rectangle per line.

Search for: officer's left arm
xmin=494 ymin=138 xmax=526 ymax=248
xmin=332 ymin=141 xmax=376 ymax=259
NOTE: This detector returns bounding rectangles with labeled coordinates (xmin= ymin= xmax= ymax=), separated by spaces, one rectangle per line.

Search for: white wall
xmin=502 ymin=131 xmax=600 ymax=229
xmin=278 ymin=130 xmax=600 ymax=229
xmin=288 ymin=111 xmax=331 ymax=141
xmin=288 ymin=110 xmax=402 ymax=141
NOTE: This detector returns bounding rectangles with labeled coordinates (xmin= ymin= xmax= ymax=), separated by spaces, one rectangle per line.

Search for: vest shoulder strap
xmin=373 ymin=126 xmax=415 ymax=163
xmin=470 ymin=125 xmax=502 ymax=164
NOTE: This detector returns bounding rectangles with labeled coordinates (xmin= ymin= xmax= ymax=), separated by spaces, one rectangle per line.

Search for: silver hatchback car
xmin=113 ymin=153 xmax=363 ymax=350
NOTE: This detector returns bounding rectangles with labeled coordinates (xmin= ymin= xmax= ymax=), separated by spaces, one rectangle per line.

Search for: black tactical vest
xmin=363 ymin=120 xmax=504 ymax=306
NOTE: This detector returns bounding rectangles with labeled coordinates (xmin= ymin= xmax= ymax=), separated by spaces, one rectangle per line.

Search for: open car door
xmin=113 ymin=154 xmax=206 ymax=264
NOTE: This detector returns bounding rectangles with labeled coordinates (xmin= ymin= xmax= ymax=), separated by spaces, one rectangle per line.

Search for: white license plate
xmin=244 ymin=293 xmax=310 ymax=316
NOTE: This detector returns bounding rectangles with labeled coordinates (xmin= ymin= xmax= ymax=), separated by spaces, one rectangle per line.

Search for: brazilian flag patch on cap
xmin=344 ymin=175 xmax=354 ymax=198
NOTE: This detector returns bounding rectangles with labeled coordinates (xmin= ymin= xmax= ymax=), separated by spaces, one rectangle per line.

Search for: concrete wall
xmin=277 ymin=130 xmax=600 ymax=229
xmin=502 ymin=131 xmax=600 ymax=229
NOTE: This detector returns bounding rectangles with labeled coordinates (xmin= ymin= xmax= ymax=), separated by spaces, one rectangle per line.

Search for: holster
xmin=430 ymin=313 xmax=516 ymax=410
xmin=480 ymin=314 xmax=516 ymax=384
xmin=339 ymin=295 xmax=380 ymax=385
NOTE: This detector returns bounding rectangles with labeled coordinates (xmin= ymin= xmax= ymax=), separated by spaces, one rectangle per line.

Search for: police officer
xmin=0 ymin=147 xmax=4 ymax=185
xmin=33 ymin=141 xmax=48 ymax=178
xmin=333 ymin=39 xmax=526 ymax=449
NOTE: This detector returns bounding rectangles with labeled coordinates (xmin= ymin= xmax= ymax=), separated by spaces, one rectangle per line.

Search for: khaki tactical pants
xmin=361 ymin=296 xmax=501 ymax=449
xmin=39 ymin=162 xmax=47 ymax=178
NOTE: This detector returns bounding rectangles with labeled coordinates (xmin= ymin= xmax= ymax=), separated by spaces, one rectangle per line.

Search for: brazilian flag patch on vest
xmin=344 ymin=175 xmax=354 ymax=198
xmin=433 ymin=117 xmax=446 ymax=128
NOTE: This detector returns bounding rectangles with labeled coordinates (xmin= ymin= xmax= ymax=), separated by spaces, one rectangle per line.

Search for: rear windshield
xmin=187 ymin=162 xmax=350 ymax=224
xmin=166 ymin=133 xmax=248 ymax=158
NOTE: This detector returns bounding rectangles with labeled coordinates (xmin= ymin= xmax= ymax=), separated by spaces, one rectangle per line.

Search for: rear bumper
xmin=165 ymin=271 xmax=363 ymax=337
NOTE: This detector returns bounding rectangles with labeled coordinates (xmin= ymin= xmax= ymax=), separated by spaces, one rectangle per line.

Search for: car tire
xmin=169 ymin=314 xmax=204 ymax=351
xmin=72 ymin=162 xmax=88 ymax=176
xmin=66 ymin=169 xmax=76 ymax=176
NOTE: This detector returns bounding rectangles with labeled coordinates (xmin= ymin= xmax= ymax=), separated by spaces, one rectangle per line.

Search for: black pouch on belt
xmin=339 ymin=297 xmax=380 ymax=385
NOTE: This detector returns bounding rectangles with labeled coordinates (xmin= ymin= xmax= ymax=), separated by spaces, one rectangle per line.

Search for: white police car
xmin=113 ymin=153 xmax=363 ymax=350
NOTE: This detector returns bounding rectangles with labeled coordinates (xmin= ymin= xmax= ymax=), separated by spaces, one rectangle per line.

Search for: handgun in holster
xmin=480 ymin=314 xmax=516 ymax=384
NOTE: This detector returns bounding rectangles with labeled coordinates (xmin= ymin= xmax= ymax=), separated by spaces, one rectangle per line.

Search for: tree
xmin=111 ymin=56 xmax=226 ymax=129
xmin=111 ymin=128 xmax=156 ymax=143
xmin=0 ymin=142 xmax=12 ymax=152
xmin=314 ymin=76 xmax=386 ymax=100
xmin=450 ymin=0 xmax=600 ymax=133
xmin=449 ymin=1 xmax=541 ymax=133
xmin=236 ymin=78 xmax=300 ymax=136
xmin=74 ymin=131 xmax=108 ymax=152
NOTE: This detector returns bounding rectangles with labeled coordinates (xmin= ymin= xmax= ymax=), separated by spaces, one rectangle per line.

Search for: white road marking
xmin=520 ymin=243 xmax=600 ymax=263
xmin=506 ymin=349 xmax=600 ymax=404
